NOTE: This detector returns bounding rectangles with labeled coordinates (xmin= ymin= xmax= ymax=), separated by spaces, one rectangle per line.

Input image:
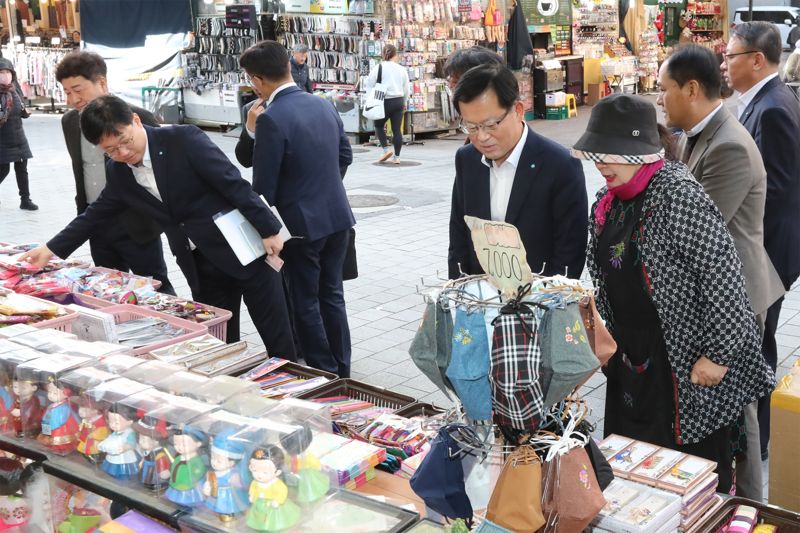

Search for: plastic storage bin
xmin=97 ymin=304 xmax=208 ymax=356
xmin=299 ymin=379 xmax=416 ymax=411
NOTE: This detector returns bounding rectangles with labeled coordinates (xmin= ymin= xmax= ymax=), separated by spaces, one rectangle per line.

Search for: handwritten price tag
xmin=464 ymin=216 xmax=533 ymax=298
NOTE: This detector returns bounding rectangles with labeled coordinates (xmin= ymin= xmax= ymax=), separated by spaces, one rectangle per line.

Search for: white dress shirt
xmin=481 ymin=123 xmax=528 ymax=222
xmin=685 ymin=102 xmax=724 ymax=138
xmin=81 ymin=132 xmax=107 ymax=204
xmin=128 ymin=135 xmax=162 ymax=202
xmin=736 ymin=72 xmax=779 ymax=120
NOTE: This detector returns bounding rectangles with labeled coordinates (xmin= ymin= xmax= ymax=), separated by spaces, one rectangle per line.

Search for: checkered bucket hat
xmin=571 ymin=94 xmax=665 ymax=165
xmin=490 ymin=300 xmax=545 ymax=431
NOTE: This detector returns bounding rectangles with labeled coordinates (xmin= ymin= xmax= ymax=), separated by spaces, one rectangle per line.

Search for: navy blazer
xmin=740 ymin=76 xmax=800 ymax=284
xmin=252 ymin=86 xmax=354 ymax=242
xmin=47 ymin=125 xmax=282 ymax=289
xmin=448 ymin=128 xmax=589 ymax=279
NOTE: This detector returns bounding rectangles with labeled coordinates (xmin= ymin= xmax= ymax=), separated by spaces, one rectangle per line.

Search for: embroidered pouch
xmin=447 ymin=307 xmax=492 ymax=421
xmin=539 ymin=302 xmax=601 ymax=408
xmin=541 ymin=445 xmax=606 ymax=533
xmin=578 ymin=295 xmax=617 ymax=365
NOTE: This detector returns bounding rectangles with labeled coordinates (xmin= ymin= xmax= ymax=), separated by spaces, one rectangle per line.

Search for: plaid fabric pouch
xmin=490 ymin=302 xmax=545 ymax=431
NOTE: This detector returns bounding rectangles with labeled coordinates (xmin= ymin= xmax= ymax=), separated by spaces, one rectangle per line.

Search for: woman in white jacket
xmin=367 ymin=44 xmax=409 ymax=164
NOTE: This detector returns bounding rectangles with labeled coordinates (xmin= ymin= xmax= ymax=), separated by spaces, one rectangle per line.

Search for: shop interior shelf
xmin=298 ymin=378 xmax=416 ymax=411
xmin=696 ymin=496 xmax=800 ymax=530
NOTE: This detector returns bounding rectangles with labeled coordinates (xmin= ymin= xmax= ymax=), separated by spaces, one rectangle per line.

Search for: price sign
xmin=464 ymin=216 xmax=534 ymax=298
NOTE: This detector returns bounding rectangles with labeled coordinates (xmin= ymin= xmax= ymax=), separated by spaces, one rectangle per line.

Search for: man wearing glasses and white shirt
xmin=447 ymin=63 xmax=588 ymax=280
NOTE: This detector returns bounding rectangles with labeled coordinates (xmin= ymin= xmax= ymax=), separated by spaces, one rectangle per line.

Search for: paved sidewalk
xmin=3 ymin=102 xmax=795 ymax=495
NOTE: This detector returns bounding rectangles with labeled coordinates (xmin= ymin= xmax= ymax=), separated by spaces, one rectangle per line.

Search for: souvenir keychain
xmin=76 ymin=396 xmax=110 ymax=465
xmin=203 ymin=428 xmax=249 ymax=521
xmin=279 ymin=424 xmax=330 ymax=503
xmin=98 ymin=403 xmax=140 ymax=480
xmin=246 ymin=445 xmax=301 ymax=532
xmin=37 ymin=378 xmax=80 ymax=453
xmin=165 ymin=425 xmax=208 ymax=507
xmin=133 ymin=416 xmax=173 ymax=491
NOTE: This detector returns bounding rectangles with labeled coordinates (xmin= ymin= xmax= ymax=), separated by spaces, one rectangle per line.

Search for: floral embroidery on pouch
xmin=610 ymin=242 xmax=625 ymax=269
xmin=565 ymin=321 xmax=587 ymax=345
xmin=453 ymin=327 xmax=472 ymax=345
xmin=579 ymin=465 xmax=591 ymax=489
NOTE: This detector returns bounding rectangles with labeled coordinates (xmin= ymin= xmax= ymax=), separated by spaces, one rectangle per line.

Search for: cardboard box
xmin=546 ymin=91 xmax=567 ymax=106
xmin=769 ymin=358 xmax=800 ymax=512
xmin=587 ymin=83 xmax=605 ymax=106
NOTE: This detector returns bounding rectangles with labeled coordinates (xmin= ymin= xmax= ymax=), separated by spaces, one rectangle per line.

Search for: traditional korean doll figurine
xmin=245 ymin=445 xmax=301 ymax=532
xmin=279 ymin=424 xmax=330 ymax=503
xmin=10 ymin=368 xmax=42 ymax=438
xmin=165 ymin=425 xmax=208 ymax=507
xmin=37 ymin=378 xmax=80 ymax=454
xmin=98 ymin=403 xmax=140 ymax=481
xmin=75 ymin=397 xmax=110 ymax=465
xmin=202 ymin=428 xmax=249 ymax=521
xmin=0 ymin=371 xmax=13 ymax=433
xmin=0 ymin=457 xmax=33 ymax=531
xmin=133 ymin=416 xmax=173 ymax=491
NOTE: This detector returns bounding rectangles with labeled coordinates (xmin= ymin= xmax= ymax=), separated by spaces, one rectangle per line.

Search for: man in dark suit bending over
xmin=55 ymin=52 xmax=174 ymax=294
xmin=448 ymin=64 xmax=588 ymax=280
xmin=21 ymin=96 xmax=296 ymax=360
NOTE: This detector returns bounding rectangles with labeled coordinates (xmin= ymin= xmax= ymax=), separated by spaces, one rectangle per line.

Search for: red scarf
xmin=594 ymin=160 xmax=664 ymax=228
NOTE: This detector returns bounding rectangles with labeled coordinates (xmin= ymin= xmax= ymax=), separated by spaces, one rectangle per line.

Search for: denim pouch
xmin=446 ymin=307 xmax=492 ymax=421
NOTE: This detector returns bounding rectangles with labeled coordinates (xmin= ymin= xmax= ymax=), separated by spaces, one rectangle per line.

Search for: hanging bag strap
xmin=377 ymin=63 xmax=383 ymax=85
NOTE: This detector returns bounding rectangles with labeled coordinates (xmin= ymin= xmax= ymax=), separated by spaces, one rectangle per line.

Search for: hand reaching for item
xmin=691 ymin=356 xmax=728 ymax=387
xmin=18 ymin=246 xmax=54 ymax=269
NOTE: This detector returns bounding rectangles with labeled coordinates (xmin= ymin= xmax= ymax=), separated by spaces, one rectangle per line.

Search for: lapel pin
xmin=158 ymin=151 xmax=163 ymax=156
xmin=531 ymin=163 xmax=536 ymax=169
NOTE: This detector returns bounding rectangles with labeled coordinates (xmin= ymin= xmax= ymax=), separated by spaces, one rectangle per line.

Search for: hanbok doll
xmin=133 ymin=416 xmax=173 ymax=491
xmin=280 ymin=424 xmax=330 ymax=503
xmin=245 ymin=445 xmax=301 ymax=532
xmin=98 ymin=404 xmax=140 ymax=480
xmin=165 ymin=425 xmax=207 ymax=507
xmin=37 ymin=380 xmax=80 ymax=453
xmin=75 ymin=397 xmax=110 ymax=465
xmin=203 ymin=428 xmax=249 ymax=521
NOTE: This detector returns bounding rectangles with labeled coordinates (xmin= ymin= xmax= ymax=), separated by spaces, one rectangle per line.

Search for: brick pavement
xmin=3 ymin=99 xmax=794 ymax=494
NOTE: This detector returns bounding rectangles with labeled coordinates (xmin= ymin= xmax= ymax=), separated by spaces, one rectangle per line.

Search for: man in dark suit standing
xmin=240 ymin=41 xmax=355 ymax=377
xmin=449 ymin=64 xmax=588 ymax=280
xmin=21 ymin=96 xmax=295 ymax=360
xmin=55 ymin=52 xmax=174 ymax=294
xmin=722 ymin=21 xmax=800 ymax=460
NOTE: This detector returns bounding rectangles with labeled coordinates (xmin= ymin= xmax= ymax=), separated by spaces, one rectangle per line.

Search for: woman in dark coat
xmin=573 ymin=94 xmax=775 ymax=492
xmin=0 ymin=58 xmax=37 ymax=210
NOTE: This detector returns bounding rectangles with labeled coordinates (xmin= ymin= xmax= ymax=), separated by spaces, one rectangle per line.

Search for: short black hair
xmin=55 ymin=51 xmax=107 ymax=83
xmin=239 ymin=40 xmax=291 ymax=82
xmin=443 ymin=46 xmax=504 ymax=80
xmin=80 ymin=95 xmax=133 ymax=145
xmin=453 ymin=63 xmax=519 ymax=113
xmin=731 ymin=21 xmax=782 ymax=65
xmin=665 ymin=45 xmax=722 ymax=100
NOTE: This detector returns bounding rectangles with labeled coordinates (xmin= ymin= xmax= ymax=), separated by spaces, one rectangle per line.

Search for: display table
xmin=355 ymin=470 xmax=426 ymax=516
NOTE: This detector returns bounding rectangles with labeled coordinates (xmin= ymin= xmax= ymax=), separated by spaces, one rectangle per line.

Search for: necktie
xmin=685 ymin=134 xmax=701 ymax=162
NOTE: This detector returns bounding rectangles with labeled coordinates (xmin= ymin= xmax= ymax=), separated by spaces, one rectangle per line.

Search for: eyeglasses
xmin=103 ymin=133 xmax=135 ymax=157
xmin=459 ymin=108 xmax=513 ymax=135
xmin=723 ymin=50 xmax=759 ymax=60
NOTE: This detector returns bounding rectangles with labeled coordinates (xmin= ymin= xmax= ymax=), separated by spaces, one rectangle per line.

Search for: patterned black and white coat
xmin=586 ymin=159 xmax=776 ymax=445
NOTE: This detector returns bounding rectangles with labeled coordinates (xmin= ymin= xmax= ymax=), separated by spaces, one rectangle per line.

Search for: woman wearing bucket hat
xmin=574 ymin=94 xmax=775 ymax=492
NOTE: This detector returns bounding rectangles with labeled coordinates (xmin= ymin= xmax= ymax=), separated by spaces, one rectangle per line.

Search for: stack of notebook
xmin=596 ymin=434 xmax=723 ymax=531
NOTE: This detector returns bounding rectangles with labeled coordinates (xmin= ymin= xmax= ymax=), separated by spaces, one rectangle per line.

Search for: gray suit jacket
xmin=683 ymin=105 xmax=784 ymax=315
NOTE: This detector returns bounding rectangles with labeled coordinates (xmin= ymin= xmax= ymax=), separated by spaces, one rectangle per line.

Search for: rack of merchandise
xmin=572 ymin=0 xmax=619 ymax=59
xmin=277 ymin=15 xmax=383 ymax=134
xmin=684 ymin=0 xmax=726 ymax=47
xmin=180 ymin=14 xmax=259 ymax=126
xmin=637 ymin=28 xmax=660 ymax=92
